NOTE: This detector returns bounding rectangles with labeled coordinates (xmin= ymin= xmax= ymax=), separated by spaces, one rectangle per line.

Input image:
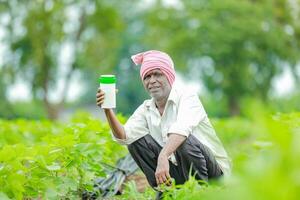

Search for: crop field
xmin=0 ymin=111 xmax=299 ymax=199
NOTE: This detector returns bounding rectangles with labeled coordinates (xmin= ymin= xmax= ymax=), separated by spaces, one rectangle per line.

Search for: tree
xmin=2 ymin=0 xmax=125 ymax=119
xmin=142 ymin=0 xmax=300 ymax=115
xmin=76 ymin=0 xmax=149 ymax=116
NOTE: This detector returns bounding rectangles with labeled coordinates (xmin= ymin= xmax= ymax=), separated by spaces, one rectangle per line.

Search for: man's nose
xmin=149 ymin=75 xmax=156 ymax=83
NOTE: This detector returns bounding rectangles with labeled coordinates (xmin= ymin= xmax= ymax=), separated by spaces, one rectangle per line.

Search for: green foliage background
xmin=1 ymin=109 xmax=299 ymax=199
xmin=0 ymin=0 xmax=300 ymax=199
xmin=0 ymin=0 xmax=299 ymax=119
xmin=0 ymin=112 xmax=127 ymax=199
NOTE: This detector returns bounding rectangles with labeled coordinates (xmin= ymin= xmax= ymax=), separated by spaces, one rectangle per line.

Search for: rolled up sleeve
xmin=168 ymin=92 xmax=206 ymax=137
xmin=112 ymin=104 xmax=149 ymax=145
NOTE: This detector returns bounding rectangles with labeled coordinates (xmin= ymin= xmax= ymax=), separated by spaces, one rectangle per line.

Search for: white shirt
xmin=112 ymin=83 xmax=232 ymax=176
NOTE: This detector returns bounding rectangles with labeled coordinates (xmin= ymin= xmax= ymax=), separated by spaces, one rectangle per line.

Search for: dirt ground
xmin=122 ymin=172 xmax=150 ymax=192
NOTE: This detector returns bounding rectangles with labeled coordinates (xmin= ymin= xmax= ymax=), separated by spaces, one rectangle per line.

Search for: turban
xmin=131 ymin=50 xmax=176 ymax=86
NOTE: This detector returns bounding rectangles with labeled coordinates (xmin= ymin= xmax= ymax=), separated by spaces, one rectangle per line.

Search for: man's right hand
xmin=96 ymin=88 xmax=105 ymax=108
xmin=96 ymin=87 xmax=126 ymax=140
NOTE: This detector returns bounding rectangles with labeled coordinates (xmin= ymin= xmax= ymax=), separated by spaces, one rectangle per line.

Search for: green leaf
xmin=0 ymin=192 xmax=11 ymax=200
xmin=46 ymin=163 xmax=61 ymax=171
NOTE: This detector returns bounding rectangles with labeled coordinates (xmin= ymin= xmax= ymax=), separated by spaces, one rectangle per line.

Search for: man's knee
xmin=127 ymin=134 xmax=160 ymax=159
xmin=176 ymin=134 xmax=208 ymax=161
xmin=176 ymin=135 xmax=193 ymax=156
xmin=127 ymin=142 xmax=135 ymax=154
xmin=128 ymin=134 xmax=152 ymax=151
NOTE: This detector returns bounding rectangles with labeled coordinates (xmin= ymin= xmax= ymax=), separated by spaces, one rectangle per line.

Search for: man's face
xmin=142 ymin=68 xmax=171 ymax=101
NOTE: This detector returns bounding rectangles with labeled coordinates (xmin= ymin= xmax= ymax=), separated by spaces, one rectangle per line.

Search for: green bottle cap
xmin=99 ymin=75 xmax=116 ymax=84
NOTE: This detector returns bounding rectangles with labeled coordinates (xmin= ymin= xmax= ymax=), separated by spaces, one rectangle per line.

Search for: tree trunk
xmin=43 ymin=8 xmax=86 ymax=120
xmin=41 ymin=60 xmax=59 ymax=120
xmin=229 ymin=96 xmax=240 ymax=116
xmin=44 ymin=98 xmax=59 ymax=120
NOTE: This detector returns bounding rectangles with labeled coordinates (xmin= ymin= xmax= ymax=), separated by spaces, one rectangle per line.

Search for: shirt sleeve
xmin=168 ymin=92 xmax=207 ymax=137
xmin=112 ymin=104 xmax=149 ymax=145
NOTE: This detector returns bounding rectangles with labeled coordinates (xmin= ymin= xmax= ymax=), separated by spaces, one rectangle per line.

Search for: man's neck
xmin=155 ymin=97 xmax=168 ymax=116
xmin=153 ymin=88 xmax=171 ymax=115
xmin=155 ymin=99 xmax=166 ymax=109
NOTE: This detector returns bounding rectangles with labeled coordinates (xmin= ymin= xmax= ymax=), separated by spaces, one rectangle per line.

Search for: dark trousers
xmin=127 ymin=134 xmax=223 ymax=188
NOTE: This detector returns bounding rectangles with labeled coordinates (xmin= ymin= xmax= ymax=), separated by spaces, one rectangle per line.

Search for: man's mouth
xmin=149 ymin=86 xmax=160 ymax=91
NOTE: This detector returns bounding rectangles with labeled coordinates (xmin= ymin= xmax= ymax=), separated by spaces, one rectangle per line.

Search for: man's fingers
xmin=163 ymin=172 xmax=171 ymax=184
xmin=96 ymin=91 xmax=105 ymax=97
xmin=156 ymin=176 xmax=163 ymax=185
xmin=155 ymin=172 xmax=163 ymax=185
xmin=156 ymin=172 xmax=171 ymax=185
xmin=96 ymin=100 xmax=103 ymax=105
xmin=96 ymin=90 xmax=104 ymax=107
xmin=96 ymin=91 xmax=105 ymax=98
xmin=156 ymin=177 xmax=159 ymax=185
xmin=96 ymin=96 xmax=104 ymax=102
xmin=166 ymin=171 xmax=171 ymax=180
xmin=96 ymin=99 xmax=102 ymax=105
xmin=161 ymin=175 xmax=168 ymax=184
xmin=96 ymin=95 xmax=104 ymax=101
xmin=98 ymin=88 xmax=117 ymax=94
xmin=158 ymin=176 xmax=164 ymax=185
xmin=165 ymin=176 xmax=172 ymax=186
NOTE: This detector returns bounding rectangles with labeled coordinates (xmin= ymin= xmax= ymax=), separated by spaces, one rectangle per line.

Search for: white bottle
xmin=99 ymin=75 xmax=116 ymax=108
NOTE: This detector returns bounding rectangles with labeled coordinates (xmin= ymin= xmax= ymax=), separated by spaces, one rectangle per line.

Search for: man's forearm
xmin=104 ymin=109 xmax=126 ymax=139
xmin=159 ymin=133 xmax=187 ymax=158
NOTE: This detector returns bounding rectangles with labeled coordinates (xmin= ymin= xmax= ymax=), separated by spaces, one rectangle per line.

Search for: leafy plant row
xmin=0 ymin=112 xmax=127 ymax=199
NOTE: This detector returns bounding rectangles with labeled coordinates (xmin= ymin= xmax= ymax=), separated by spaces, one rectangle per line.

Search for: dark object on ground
xmin=82 ymin=154 xmax=139 ymax=199
xmin=156 ymin=191 xmax=164 ymax=200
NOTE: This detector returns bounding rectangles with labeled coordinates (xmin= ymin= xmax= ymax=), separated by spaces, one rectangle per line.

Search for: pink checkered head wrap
xmin=131 ymin=50 xmax=176 ymax=86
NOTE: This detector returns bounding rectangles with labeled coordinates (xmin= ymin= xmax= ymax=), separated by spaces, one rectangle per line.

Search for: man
xmin=96 ymin=50 xmax=231 ymax=194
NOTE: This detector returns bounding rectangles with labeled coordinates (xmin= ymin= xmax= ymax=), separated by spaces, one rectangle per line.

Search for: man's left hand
xmin=155 ymin=153 xmax=172 ymax=186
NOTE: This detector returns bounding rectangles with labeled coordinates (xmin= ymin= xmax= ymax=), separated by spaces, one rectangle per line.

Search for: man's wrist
xmin=159 ymin=151 xmax=168 ymax=160
xmin=104 ymin=108 xmax=113 ymax=114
